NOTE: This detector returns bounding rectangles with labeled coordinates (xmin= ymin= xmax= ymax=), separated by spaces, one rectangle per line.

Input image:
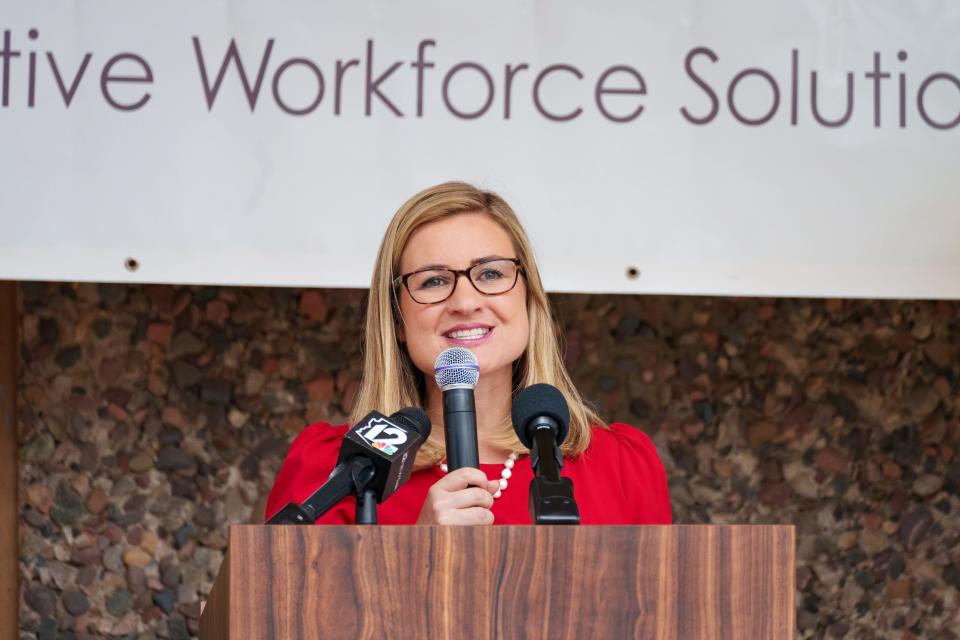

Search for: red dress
xmin=265 ymin=422 xmax=672 ymax=525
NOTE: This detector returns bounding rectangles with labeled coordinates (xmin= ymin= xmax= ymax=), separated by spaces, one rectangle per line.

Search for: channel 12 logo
xmin=358 ymin=416 xmax=408 ymax=455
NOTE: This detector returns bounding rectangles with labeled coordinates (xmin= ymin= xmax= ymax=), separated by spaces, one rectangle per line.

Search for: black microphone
xmin=512 ymin=384 xmax=580 ymax=525
xmin=434 ymin=347 xmax=480 ymax=471
xmin=266 ymin=407 xmax=431 ymax=525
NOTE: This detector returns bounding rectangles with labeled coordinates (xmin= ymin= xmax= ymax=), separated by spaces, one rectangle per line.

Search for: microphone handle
xmin=443 ymin=387 xmax=480 ymax=470
xmin=299 ymin=457 xmax=374 ymax=521
xmin=531 ymin=424 xmax=564 ymax=482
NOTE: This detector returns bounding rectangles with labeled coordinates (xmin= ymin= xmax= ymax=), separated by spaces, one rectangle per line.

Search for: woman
xmin=265 ymin=182 xmax=671 ymax=525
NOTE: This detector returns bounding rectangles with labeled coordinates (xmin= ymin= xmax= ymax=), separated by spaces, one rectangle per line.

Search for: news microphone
xmin=512 ymin=384 xmax=580 ymax=525
xmin=434 ymin=347 xmax=480 ymax=471
xmin=266 ymin=407 xmax=431 ymax=525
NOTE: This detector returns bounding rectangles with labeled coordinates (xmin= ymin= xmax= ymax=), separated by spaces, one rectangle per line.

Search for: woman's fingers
xmin=443 ymin=486 xmax=494 ymax=510
xmin=416 ymin=467 xmax=498 ymax=525
xmin=461 ymin=507 xmax=495 ymax=525
xmin=437 ymin=506 xmax=495 ymax=526
xmin=436 ymin=467 xmax=495 ymax=492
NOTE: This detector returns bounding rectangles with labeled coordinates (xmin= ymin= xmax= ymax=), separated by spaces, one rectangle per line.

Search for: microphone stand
xmin=529 ymin=427 xmax=580 ymax=525
xmin=352 ymin=462 xmax=379 ymax=525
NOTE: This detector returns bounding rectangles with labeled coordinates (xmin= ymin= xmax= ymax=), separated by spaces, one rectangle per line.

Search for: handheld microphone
xmin=512 ymin=384 xmax=580 ymax=525
xmin=266 ymin=407 xmax=431 ymax=525
xmin=434 ymin=347 xmax=480 ymax=471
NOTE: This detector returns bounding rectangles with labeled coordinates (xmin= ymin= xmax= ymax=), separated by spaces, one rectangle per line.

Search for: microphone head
xmin=391 ymin=406 xmax=432 ymax=440
xmin=433 ymin=347 xmax=480 ymax=390
xmin=511 ymin=383 xmax=571 ymax=448
xmin=340 ymin=410 xmax=431 ymax=503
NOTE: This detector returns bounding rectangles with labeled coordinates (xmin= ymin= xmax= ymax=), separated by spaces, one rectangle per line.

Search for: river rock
xmin=168 ymin=331 xmax=205 ymax=360
xmin=201 ymin=378 xmax=232 ymax=405
xmin=54 ymin=345 xmax=82 ymax=368
xmin=25 ymin=586 xmax=57 ymax=616
xmin=25 ymin=484 xmax=53 ymax=514
xmin=128 ymin=452 xmax=154 ymax=473
xmin=747 ymin=420 xmax=777 ymax=446
xmin=157 ymin=447 xmax=194 ymax=471
xmin=912 ymin=474 xmax=944 ymax=497
xmin=51 ymin=482 xmax=85 ymax=526
xmin=906 ymin=388 xmax=940 ymax=421
xmin=84 ymin=489 xmax=108 ymax=514
xmin=153 ymin=589 xmax=177 ymax=614
xmin=171 ymin=361 xmax=202 ymax=389
xmin=123 ymin=547 xmax=152 ymax=568
xmin=102 ymin=545 xmax=124 ymax=573
xmin=859 ymin=529 xmax=890 ymax=556
xmin=38 ymin=316 xmax=60 ymax=343
xmin=62 ymin=590 xmax=90 ymax=616
xmin=899 ymin=507 xmax=933 ymax=549
xmin=21 ymin=433 xmax=56 ymax=464
xmin=299 ymin=290 xmax=328 ymax=322
xmin=106 ymin=589 xmax=134 ymax=617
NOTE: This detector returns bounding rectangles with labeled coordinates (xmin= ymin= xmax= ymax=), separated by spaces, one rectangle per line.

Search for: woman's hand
xmin=416 ymin=467 xmax=500 ymax=525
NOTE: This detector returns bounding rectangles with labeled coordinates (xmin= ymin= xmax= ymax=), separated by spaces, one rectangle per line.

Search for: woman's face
xmin=396 ymin=212 xmax=529 ymax=386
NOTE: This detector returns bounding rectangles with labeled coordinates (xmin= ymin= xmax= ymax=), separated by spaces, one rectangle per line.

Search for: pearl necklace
xmin=439 ymin=452 xmax=518 ymax=499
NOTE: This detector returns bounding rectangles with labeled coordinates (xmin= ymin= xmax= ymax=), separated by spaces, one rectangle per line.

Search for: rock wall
xmin=17 ymin=283 xmax=960 ymax=638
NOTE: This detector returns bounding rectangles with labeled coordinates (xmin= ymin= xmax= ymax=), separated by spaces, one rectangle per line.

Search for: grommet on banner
xmin=626 ymin=266 xmax=640 ymax=280
xmin=124 ymin=257 xmax=140 ymax=272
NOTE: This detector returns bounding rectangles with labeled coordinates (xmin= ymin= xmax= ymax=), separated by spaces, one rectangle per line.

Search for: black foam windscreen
xmin=392 ymin=406 xmax=432 ymax=439
xmin=511 ymin=383 xmax=571 ymax=448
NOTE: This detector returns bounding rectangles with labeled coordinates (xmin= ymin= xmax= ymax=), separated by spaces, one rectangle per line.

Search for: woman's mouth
xmin=443 ymin=326 xmax=493 ymax=344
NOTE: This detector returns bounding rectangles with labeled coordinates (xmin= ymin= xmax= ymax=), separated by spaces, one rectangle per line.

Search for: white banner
xmin=1 ymin=1 xmax=958 ymax=298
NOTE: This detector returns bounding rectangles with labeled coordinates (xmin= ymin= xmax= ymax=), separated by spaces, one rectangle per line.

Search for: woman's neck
xmin=425 ymin=367 xmax=514 ymax=464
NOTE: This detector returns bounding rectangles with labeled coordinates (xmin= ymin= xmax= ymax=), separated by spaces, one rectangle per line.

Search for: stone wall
xmin=16 ymin=282 xmax=960 ymax=639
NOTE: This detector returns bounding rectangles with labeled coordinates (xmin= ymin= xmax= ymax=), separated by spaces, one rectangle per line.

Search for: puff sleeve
xmin=608 ymin=422 xmax=672 ymax=524
xmin=264 ymin=422 xmax=353 ymax=524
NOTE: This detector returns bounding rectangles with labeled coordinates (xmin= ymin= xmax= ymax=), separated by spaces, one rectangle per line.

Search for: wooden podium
xmin=200 ymin=524 xmax=795 ymax=639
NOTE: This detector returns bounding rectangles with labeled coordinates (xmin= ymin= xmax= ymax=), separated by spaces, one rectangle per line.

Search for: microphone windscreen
xmin=511 ymin=383 xmax=571 ymax=447
xmin=433 ymin=347 xmax=480 ymax=390
xmin=392 ymin=406 xmax=432 ymax=439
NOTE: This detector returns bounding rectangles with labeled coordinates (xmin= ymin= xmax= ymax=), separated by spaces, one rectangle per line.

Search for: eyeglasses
xmin=393 ymin=258 xmax=524 ymax=305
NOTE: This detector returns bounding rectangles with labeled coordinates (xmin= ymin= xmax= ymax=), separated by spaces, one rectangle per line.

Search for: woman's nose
xmin=446 ymin=273 xmax=483 ymax=312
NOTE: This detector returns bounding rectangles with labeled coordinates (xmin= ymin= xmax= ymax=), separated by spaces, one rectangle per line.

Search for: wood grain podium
xmin=200 ymin=524 xmax=795 ymax=639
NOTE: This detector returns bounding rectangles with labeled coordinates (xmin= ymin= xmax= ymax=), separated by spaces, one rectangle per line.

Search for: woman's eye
xmin=416 ymin=274 xmax=449 ymax=289
xmin=476 ymin=268 xmax=505 ymax=281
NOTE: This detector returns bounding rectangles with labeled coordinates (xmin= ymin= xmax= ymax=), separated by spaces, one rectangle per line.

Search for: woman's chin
xmin=476 ymin=355 xmax=516 ymax=380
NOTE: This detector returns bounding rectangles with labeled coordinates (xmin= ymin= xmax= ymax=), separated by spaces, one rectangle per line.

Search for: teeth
xmin=448 ymin=328 xmax=489 ymax=339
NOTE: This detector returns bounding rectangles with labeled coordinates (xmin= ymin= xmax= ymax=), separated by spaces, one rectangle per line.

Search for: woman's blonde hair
xmin=350 ymin=181 xmax=603 ymax=469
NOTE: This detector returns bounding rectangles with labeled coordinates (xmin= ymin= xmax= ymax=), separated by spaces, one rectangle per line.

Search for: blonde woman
xmin=265 ymin=182 xmax=671 ymax=525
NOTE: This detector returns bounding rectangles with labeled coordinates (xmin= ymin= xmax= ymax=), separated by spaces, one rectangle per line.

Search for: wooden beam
xmin=0 ymin=281 xmax=18 ymax=638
